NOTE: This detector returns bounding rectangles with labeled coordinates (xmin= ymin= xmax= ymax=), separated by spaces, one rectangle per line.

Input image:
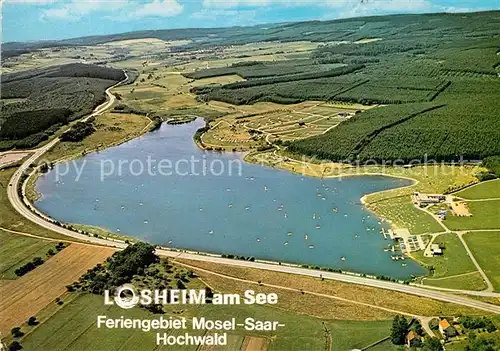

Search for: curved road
xmin=5 ymin=74 xmax=499 ymax=316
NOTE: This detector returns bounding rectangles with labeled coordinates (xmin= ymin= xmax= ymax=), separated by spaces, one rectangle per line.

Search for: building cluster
xmin=405 ymin=318 xmax=459 ymax=348
xmin=412 ymin=192 xmax=446 ymax=207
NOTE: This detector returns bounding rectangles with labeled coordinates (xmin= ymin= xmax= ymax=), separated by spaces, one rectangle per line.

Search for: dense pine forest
xmin=183 ymin=11 xmax=500 ymax=162
xmin=0 ymin=63 xmax=124 ymax=150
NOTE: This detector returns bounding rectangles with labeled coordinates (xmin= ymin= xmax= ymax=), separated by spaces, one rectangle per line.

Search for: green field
xmin=18 ymin=293 xmax=392 ymax=351
xmin=413 ymin=233 xmax=477 ymax=279
xmin=422 ymin=272 xmax=487 ymax=291
xmin=463 ymin=231 xmax=500 ymax=292
xmin=367 ymin=196 xmax=443 ymax=234
xmin=455 ymin=179 xmax=500 ymax=200
xmin=0 ymin=230 xmax=60 ymax=279
xmin=445 ymin=199 xmax=500 ymax=230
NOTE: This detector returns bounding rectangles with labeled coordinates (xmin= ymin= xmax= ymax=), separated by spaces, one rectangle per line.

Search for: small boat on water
xmin=305 ymin=234 xmax=309 ymax=240
xmin=308 ymin=245 xmax=315 ymax=249
xmin=284 ymin=241 xmax=289 ymax=246
xmin=264 ymin=185 xmax=268 ymax=191
xmin=209 ymin=230 xmax=214 ymax=234
xmin=341 ymin=256 xmax=346 ymax=261
xmin=287 ymin=232 xmax=293 ymax=236
xmin=256 ymin=238 xmax=261 ymax=242
xmin=168 ymin=240 xmax=172 ymax=244
xmin=315 ymin=224 xmax=321 ymax=229
xmin=199 ymin=208 xmax=203 ymax=211
xmin=284 ymin=213 xmax=288 ymax=218
xmin=116 ymin=228 xmax=121 ymax=232
xmin=144 ymin=220 xmax=148 ymax=224
xmin=245 ymin=206 xmax=250 ymax=210
xmin=333 ymin=208 xmax=338 ymax=213
xmin=228 ymin=203 xmax=233 ymax=208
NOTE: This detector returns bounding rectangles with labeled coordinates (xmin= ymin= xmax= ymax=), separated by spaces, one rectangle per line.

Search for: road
xmin=5 ymin=72 xmax=499 ymax=316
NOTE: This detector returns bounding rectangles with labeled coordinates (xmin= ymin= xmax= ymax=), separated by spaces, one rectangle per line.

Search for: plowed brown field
xmin=0 ymin=244 xmax=115 ymax=334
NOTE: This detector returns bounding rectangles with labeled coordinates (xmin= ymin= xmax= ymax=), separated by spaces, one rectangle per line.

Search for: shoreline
xmin=26 ymin=120 xmax=429 ymax=279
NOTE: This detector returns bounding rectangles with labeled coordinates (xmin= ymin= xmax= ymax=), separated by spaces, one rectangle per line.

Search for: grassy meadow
xmin=0 ymin=230 xmax=61 ymax=279
xmin=445 ymin=199 xmax=500 ymax=231
xmin=463 ymin=231 xmax=500 ymax=292
xmin=17 ymin=293 xmax=393 ymax=351
xmin=413 ymin=233 xmax=477 ymax=279
xmin=455 ymin=179 xmax=500 ymax=200
xmin=45 ymin=112 xmax=151 ymax=163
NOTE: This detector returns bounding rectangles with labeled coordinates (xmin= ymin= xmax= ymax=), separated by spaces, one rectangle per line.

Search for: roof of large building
xmin=414 ymin=192 xmax=445 ymax=201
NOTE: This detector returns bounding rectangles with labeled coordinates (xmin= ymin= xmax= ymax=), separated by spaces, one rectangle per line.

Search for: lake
xmin=35 ymin=118 xmax=425 ymax=278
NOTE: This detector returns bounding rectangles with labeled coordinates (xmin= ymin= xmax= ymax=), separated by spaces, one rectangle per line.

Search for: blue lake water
xmin=35 ymin=119 xmax=425 ymax=278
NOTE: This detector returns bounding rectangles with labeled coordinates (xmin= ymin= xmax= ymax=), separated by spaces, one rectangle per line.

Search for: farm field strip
xmin=0 ymin=230 xmax=55 ymax=279
xmin=0 ymin=244 xmax=115 ymax=335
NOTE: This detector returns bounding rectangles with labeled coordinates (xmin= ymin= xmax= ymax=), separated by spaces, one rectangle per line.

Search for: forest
xmin=0 ymin=63 xmax=124 ymax=150
xmin=288 ymin=78 xmax=500 ymax=162
xmin=181 ymin=12 xmax=499 ymax=162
